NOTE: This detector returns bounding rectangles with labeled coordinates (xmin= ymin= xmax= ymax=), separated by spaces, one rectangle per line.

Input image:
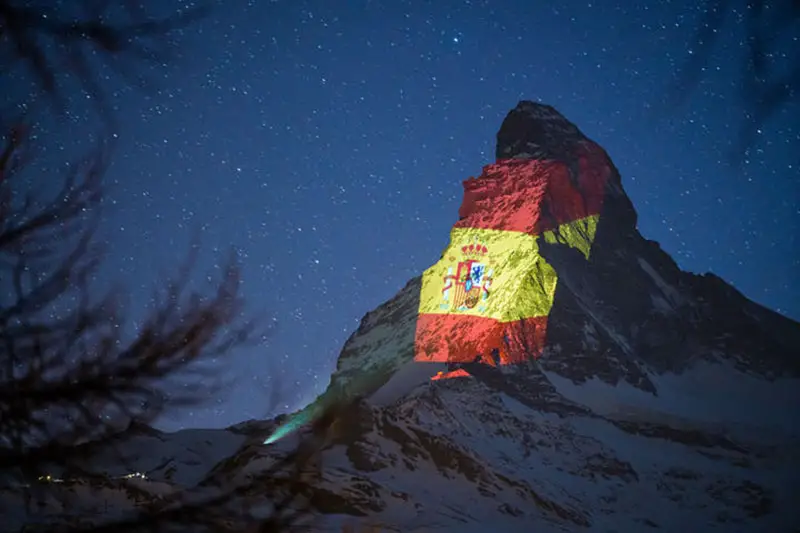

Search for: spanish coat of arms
xmin=441 ymin=242 xmax=493 ymax=313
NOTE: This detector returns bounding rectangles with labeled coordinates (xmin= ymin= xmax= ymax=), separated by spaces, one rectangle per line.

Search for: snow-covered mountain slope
xmin=7 ymin=365 xmax=796 ymax=532
xmin=4 ymin=101 xmax=799 ymax=532
xmin=207 ymin=365 xmax=799 ymax=532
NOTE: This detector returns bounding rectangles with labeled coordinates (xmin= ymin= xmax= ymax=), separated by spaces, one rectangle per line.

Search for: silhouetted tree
xmin=0 ymin=1 xmax=342 ymax=531
xmin=1 ymin=121 xmax=249 ymax=531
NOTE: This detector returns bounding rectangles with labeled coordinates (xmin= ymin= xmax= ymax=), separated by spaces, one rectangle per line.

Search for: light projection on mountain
xmin=414 ymin=154 xmax=608 ymax=374
xmin=264 ymin=152 xmax=610 ymax=445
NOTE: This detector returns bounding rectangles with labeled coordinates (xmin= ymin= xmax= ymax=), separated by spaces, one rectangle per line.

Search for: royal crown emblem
xmin=441 ymin=239 xmax=494 ymax=313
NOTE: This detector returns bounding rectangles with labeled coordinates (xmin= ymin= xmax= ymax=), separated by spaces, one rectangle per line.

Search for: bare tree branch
xmin=0 ymin=118 xmax=335 ymax=533
xmin=0 ymin=3 xmax=343 ymax=531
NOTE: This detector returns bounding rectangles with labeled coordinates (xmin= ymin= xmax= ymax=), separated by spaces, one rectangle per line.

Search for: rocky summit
xmin=6 ymin=102 xmax=800 ymax=532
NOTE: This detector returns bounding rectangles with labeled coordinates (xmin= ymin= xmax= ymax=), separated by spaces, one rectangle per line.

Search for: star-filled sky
xmin=6 ymin=0 xmax=798 ymax=430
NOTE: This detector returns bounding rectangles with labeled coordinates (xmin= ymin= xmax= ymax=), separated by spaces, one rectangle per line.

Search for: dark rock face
xmin=489 ymin=102 xmax=800 ymax=393
xmin=495 ymin=101 xmax=587 ymax=162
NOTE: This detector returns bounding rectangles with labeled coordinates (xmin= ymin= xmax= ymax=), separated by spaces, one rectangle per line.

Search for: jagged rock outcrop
xmin=6 ymin=102 xmax=799 ymax=532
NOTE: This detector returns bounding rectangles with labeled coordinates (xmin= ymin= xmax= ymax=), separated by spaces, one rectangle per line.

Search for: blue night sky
xmin=7 ymin=0 xmax=798 ymax=430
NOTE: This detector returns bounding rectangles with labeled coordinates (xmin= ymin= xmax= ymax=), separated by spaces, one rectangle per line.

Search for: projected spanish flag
xmin=414 ymin=153 xmax=608 ymax=370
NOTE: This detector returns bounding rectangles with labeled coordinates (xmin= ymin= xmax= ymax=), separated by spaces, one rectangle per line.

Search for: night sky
xmin=6 ymin=1 xmax=798 ymax=431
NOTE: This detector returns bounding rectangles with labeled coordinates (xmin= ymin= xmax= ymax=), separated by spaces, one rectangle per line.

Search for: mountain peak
xmin=496 ymin=100 xmax=588 ymax=160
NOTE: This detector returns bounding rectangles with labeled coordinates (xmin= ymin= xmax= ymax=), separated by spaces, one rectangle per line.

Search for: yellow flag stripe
xmin=419 ymin=215 xmax=599 ymax=322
